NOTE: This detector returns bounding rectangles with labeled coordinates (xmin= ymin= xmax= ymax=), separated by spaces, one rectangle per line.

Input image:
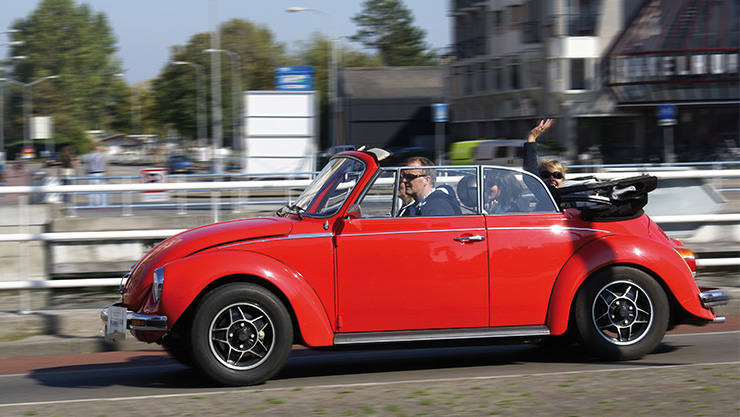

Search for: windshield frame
xmin=292 ymin=155 xmax=367 ymax=218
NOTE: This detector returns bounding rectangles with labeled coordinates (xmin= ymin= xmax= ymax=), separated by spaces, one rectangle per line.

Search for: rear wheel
xmin=575 ymin=267 xmax=669 ymax=360
xmin=189 ymin=283 xmax=293 ymax=386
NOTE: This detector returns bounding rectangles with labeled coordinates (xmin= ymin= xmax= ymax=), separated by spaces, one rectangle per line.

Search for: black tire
xmin=161 ymin=330 xmax=192 ymax=366
xmin=189 ymin=283 xmax=293 ymax=386
xmin=575 ymin=266 xmax=669 ymax=360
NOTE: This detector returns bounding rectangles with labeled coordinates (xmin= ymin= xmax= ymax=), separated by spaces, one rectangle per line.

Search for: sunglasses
xmin=401 ymin=173 xmax=426 ymax=181
xmin=540 ymin=171 xmax=564 ymax=180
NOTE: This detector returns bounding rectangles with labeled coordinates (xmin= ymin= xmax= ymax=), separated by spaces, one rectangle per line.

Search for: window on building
xmin=510 ymin=60 xmax=521 ymax=90
xmin=478 ymin=63 xmax=488 ymax=91
xmin=570 ymin=58 xmax=586 ymax=90
xmin=493 ymin=59 xmax=503 ymax=91
xmin=494 ymin=10 xmax=504 ymax=31
xmin=509 ymin=5 xmax=523 ymax=26
xmin=464 ymin=66 xmax=473 ymax=95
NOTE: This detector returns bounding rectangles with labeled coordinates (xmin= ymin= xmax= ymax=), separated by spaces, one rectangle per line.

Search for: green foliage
xmin=6 ymin=0 xmax=126 ymax=152
xmin=350 ymin=0 xmax=437 ymax=66
xmin=152 ymin=19 xmax=292 ymax=147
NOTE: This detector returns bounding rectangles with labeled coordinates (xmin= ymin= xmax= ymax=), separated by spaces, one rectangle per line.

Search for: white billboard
xmin=244 ymin=91 xmax=317 ymax=174
xmin=31 ymin=116 xmax=53 ymax=140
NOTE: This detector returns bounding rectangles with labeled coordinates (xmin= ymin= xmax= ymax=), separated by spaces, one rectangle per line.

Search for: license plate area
xmin=104 ymin=306 xmax=127 ymax=342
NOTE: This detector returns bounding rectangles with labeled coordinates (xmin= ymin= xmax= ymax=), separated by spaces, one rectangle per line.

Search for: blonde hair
xmin=538 ymin=159 xmax=566 ymax=179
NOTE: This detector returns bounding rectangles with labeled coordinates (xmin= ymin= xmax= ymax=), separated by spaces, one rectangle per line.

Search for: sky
xmin=0 ymin=0 xmax=451 ymax=84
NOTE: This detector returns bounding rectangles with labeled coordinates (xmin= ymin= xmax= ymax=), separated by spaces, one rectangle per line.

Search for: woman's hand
xmin=527 ymin=118 xmax=554 ymax=143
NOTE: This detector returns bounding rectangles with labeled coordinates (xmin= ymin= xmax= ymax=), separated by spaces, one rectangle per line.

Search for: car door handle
xmin=453 ymin=235 xmax=485 ymax=243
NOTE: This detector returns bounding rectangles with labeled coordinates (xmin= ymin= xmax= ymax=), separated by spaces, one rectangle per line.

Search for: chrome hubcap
xmin=209 ymin=302 xmax=274 ymax=370
xmin=592 ymin=280 xmax=653 ymax=345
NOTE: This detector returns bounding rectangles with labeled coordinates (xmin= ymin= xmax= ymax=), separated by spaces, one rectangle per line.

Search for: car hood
xmin=122 ymin=217 xmax=293 ymax=307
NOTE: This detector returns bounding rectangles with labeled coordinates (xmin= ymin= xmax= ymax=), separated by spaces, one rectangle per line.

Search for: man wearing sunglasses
xmin=400 ymin=156 xmax=460 ymax=217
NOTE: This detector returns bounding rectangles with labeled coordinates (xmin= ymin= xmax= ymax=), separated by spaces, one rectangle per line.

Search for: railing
xmin=0 ymin=168 xmax=738 ymax=310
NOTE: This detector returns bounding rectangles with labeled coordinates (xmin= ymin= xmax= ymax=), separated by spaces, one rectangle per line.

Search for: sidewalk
xmin=1 ymin=287 xmax=737 ymax=360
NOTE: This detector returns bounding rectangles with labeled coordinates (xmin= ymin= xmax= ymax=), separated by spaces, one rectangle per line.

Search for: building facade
xmin=449 ymin=0 xmax=738 ymax=163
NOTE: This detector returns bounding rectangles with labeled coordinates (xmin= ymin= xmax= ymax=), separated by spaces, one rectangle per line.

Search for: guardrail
xmin=0 ymin=168 xmax=738 ymax=310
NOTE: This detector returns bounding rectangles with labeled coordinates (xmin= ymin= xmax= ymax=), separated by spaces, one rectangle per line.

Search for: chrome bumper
xmin=100 ymin=306 xmax=168 ymax=332
xmin=699 ymin=289 xmax=730 ymax=323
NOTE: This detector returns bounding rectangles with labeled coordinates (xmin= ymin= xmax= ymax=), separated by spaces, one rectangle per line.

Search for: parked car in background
xmin=449 ymin=139 xmax=524 ymax=166
xmin=167 ymin=154 xmax=194 ymax=174
xmin=102 ymin=149 xmax=728 ymax=386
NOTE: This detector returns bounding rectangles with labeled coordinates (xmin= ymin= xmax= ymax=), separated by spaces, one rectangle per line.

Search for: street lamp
xmin=0 ymin=56 xmax=27 ymax=163
xmin=171 ymin=61 xmax=206 ymax=149
xmin=203 ymin=48 xmax=243 ymax=169
xmin=208 ymin=0 xmax=223 ymax=174
xmin=286 ymin=6 xmax=339 ymax=148
xmin=0 ymin=75 xmax=60 ymax=155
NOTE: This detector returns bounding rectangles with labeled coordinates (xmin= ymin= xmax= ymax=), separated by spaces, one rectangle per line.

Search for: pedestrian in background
xmin=58 ymin=145 xmax=76 ymax=203
xmin=82 ymin=143 xmax=107 ymax=207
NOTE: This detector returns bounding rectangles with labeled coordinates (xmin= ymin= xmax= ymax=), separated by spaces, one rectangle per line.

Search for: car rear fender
xmin=546 ymin=235 xmax=714 ymax=335
xmin=151 ymin=249 xmax=334 ymax=346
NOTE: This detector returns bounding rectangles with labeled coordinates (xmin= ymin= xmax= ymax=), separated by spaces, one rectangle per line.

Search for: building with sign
xmin=338 ymin=66 xmax=445 ymax=153
xmin=448 ymin=0 xmax=738 ymax=163
xmin=605 ymin=0 xmax=739 ymax=162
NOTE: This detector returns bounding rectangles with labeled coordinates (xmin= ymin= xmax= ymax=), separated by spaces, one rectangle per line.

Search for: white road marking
xmin=0 ymin=360 xmax=738 ymax=408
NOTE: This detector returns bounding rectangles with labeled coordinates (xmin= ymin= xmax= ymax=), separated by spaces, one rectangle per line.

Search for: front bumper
xmin=100 ymin=305 xmax=167 ymax=341
xmin=699 ymin=289 xmax=730 ymax=323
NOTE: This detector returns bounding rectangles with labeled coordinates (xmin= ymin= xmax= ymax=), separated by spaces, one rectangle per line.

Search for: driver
xmin=400 ymin=156 xmax=458 ymax=216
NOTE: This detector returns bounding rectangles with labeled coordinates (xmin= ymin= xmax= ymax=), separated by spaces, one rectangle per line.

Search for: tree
xmin=153 ymin=19 xmax=292 ymax=147
xmin=350 ymin=0 xmax=437 ymax=66
xmin=7 ymin=0 xmax=127 ymax=153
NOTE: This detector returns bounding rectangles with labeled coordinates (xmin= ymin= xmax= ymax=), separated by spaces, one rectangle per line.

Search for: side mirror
xmin=346 ymin=204 xmax=361 ymax=219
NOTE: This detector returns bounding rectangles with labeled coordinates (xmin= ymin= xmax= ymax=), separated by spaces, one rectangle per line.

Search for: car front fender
xmin=143 ymin=249 xmax=335 ymax=346
xmin=546 ymin=235 xmax=715 ymax=335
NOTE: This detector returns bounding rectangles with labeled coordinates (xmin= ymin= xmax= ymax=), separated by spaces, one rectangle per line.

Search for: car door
xmin=481 ymin=167 xmax=602 ymax=327
xmin=334 ymin=168 xmax=489 ymax=333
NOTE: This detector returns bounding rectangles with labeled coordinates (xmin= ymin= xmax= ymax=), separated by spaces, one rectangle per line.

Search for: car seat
xmin=456 ymin=175 xmax=478 ymax=211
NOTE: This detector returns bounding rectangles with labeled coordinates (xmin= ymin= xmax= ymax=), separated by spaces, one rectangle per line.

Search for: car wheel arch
xmin=159 ymin=250 xmax=335 ymax=346
xmin=545 ymin=235 xmax=703 ymax=335
xmin=179 ymin=273 xmax=306 ymax=346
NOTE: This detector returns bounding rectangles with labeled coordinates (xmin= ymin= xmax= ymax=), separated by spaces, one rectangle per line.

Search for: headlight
xmin=152 ymin=267 xmax=165 ymax=303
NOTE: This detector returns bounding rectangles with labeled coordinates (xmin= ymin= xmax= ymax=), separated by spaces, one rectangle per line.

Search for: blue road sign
xmin=432 ymin=103 xmax=448 ymax=122
xmin=275 ymin=66 xmax=314 ymax=91
xmin=657 ymin=104 xmax=677 ymax=120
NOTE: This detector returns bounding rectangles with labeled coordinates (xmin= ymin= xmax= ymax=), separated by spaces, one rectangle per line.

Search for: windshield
xmin=293 ymin=156 xmax=366 ymax=217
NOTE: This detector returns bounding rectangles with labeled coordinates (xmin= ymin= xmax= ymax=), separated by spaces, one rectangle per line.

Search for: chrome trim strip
xmin=288 ymin=232 xmax=333 ymax=239
xmin=340 ymin=228 xmax=485 ymax=238
xmin=488 ymin=226 xmax=611 ymax=234
xmin=333 ymin=325 xmax=550 ymax=345
xmin=700 ymin=289 xmax=730 ymax=307
xmin=221 ymin=232 xmax=333 ymax=249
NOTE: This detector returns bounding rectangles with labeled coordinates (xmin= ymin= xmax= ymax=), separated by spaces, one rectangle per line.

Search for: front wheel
xmin=189 ymin=283 xmax=293 ymax=386
xmin=575 ymin=267 xmax=669 ymax=360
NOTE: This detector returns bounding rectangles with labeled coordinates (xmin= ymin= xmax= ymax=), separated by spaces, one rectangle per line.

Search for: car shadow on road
xmin=26 ymin=340 xmax=688 ymax=389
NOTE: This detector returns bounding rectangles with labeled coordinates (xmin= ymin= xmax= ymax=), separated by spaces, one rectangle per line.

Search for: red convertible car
xmin=102 ymin=149 xmax=728 ymax=386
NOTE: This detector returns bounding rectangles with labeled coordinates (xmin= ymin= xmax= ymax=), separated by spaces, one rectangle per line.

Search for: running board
xmin=334 ymin=325 xmax=551 ymax=345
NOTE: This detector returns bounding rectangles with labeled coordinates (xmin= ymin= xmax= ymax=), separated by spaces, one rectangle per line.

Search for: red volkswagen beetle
xmin=102 ymin=149 xmax=728 ymax=386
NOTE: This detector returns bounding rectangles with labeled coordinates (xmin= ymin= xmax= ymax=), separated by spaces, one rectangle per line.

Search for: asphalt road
xmin=0 ymin=330 xmax=737 ymax=416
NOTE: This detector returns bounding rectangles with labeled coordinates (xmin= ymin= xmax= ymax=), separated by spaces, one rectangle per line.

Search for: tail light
xmin=675 ymin=247 xmax=697 ymax=277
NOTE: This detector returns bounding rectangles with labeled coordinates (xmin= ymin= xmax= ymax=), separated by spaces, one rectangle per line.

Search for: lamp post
xmin=172 ymin=61 xmax=206 ymax=149
xmin=0 ymin=75 xmax=60 ymax=155
xmin=203 ymin=48 xmax=243 ymax=170
xmin=286 ymin=6 xmax=338 ymax=148
xmin=0 ymin=54 xmax=27 ymax=164
xmin=208 ymin=0 xmax=223 ymax=174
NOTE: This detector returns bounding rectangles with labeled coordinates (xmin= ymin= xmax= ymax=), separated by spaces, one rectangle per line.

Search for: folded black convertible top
xmin=558 ymin=175 xmax=658 ymax=221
